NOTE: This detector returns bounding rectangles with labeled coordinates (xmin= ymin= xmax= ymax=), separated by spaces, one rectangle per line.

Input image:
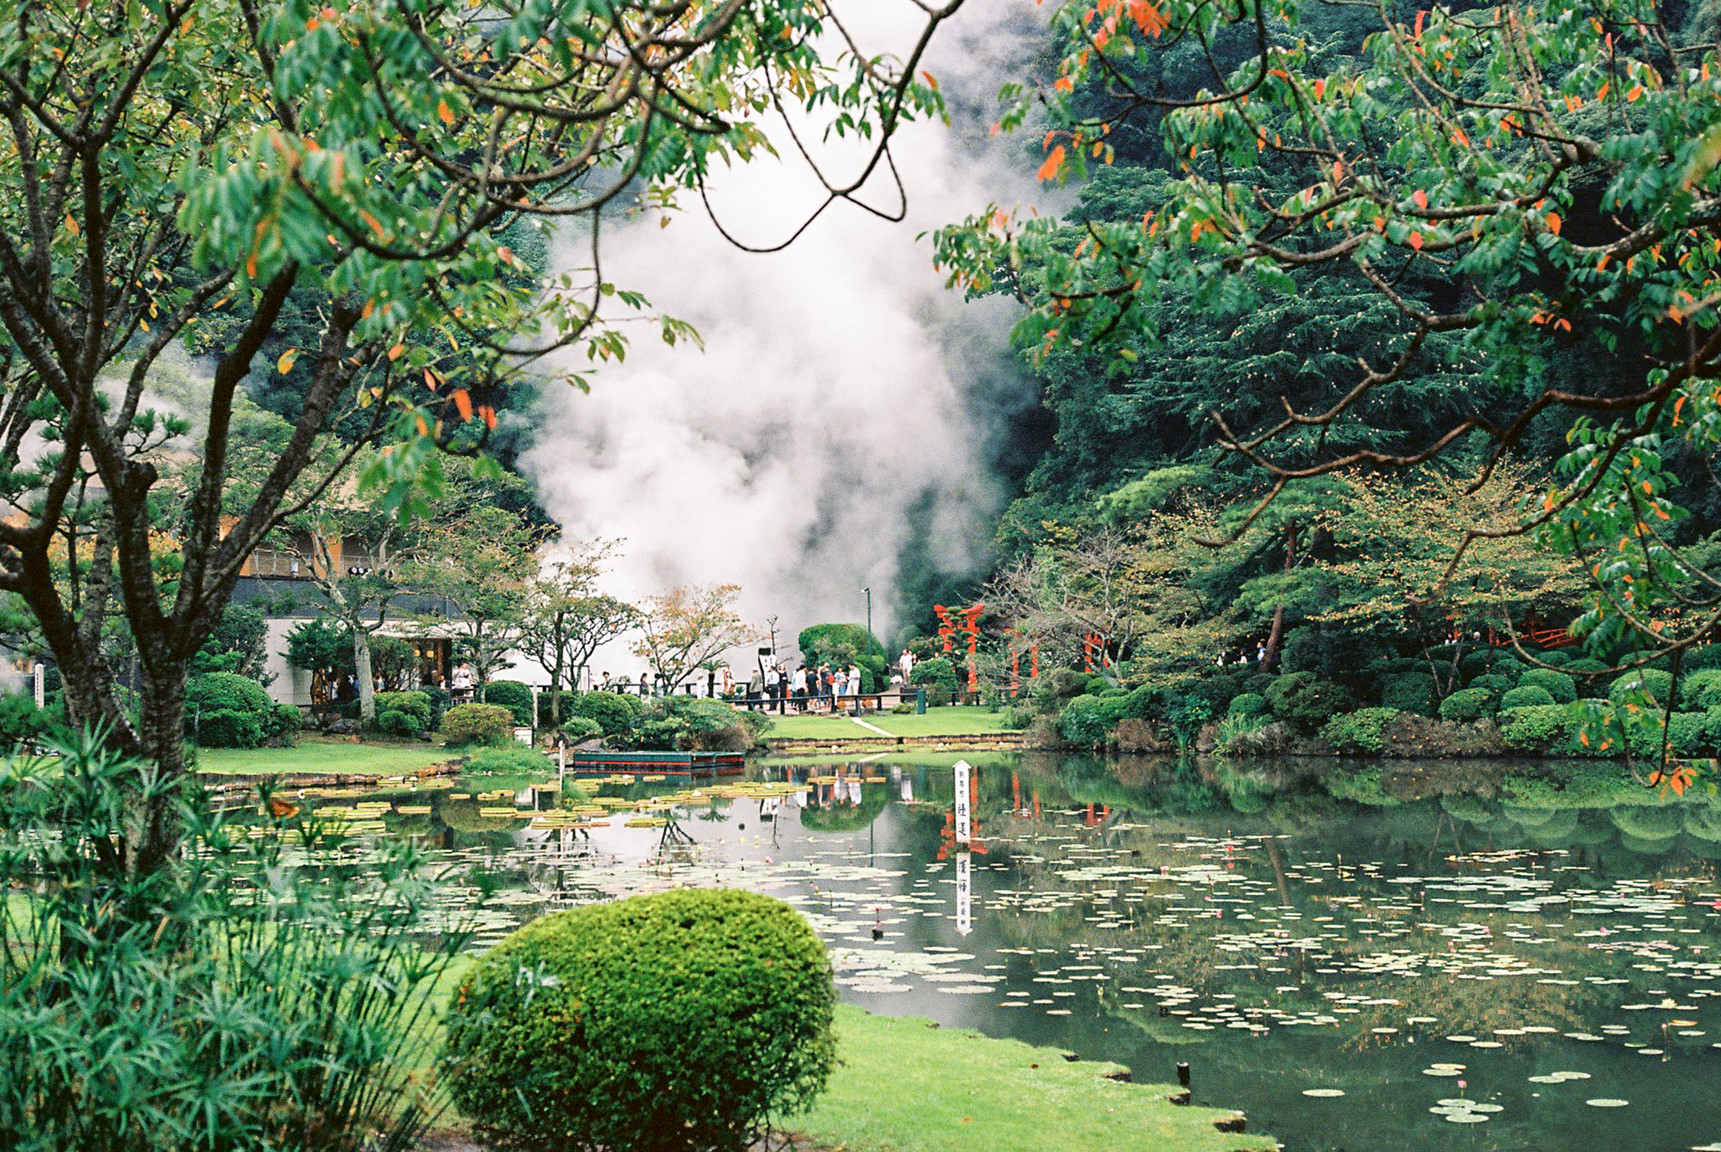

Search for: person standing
xmin=791 ymin=666 xmax=808 ymax=712
xmin=898 ymin=647 xmax=914 ymax=683
xmin=847 ymin=663 xmax=864 ymax=706
xmin=450 ymin=662 xmax=474 ymax=703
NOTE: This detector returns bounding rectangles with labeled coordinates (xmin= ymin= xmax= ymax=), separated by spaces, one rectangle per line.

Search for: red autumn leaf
xmin=1409 ymin=231 xmax=1424 ymax=251
xmin=1412 ymin=188 xmax=1429 ymax=209
xmin=1546 ymin=211 xmax=1562 ymax=235
xmin=451 ymin=388 xmax=473 ymax=422
xmin=1037 ymin=144 xmax=1067 ymax=182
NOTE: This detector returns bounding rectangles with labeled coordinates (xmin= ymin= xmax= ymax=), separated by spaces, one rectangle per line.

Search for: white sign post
xmin=953 ymin=760 xmax=971 ymax=847
xmin=953 ymin=760 xmax=973 ymax=935
xmin=955 ymin=849 xmax=973 ymax=937
xmin=32 ymin=663 xmax=44 ymax=710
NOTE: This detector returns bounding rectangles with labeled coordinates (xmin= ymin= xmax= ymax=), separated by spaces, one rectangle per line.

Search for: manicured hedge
xmin=1517 ymin=668 xmax=1577 ymax=704
xmin=443 ymin=889 xmax=835 ymax=1152
xmin=186 ymin=672 xmax=299 ymax=748
xmin=569 ymin=691 xmax=645 ymax=738
xmin=1500 ymin=685 xmax=1556 ymax=709
xmin=1320 ymin=708 xmax=1399 ymax=754
xmin=1265 ymin=672 xmax=1351 ymax=730
xmin=1438 ymin=687 xmax=1495 ymax=722
xmin=481 ymin=679 xmax=535 ymax=726
xmin=441 ymin=703 xmax=515 ymax=747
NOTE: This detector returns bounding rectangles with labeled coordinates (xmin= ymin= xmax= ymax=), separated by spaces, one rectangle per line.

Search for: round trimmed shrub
xmin=1536 ymin=648 xmax=1574 ymax=667
xmin=1517 ymin=668 xmax=1577 ymax=704
xmin=1499 ymin=704 xmax=1573 ymax=751
xmin=559 ymin=715 xmax=604 ymax=742
xmin=1679 ymin=668 xmax=1721 ymax=710
xmin=909 ymin=657 xmax=960 ymax=704
xmin=481 ymin=679 xmax=535 ymax=726
xmin=1563 ymin=657 xmax=1610 ymax=676
xmin=1057 ymin=694 xmax=1113 ymax=746
xmin=376 ymin=709 xmax=424 ymax=738
xmin=569 ymin=691 xmax=645 ymax=738
xmin=1265 ymin=672 xmax=1351 ymax=730
xmin=1438 ymin=687 xmax=1495 ymax=722
xmin=443 ymin=889 xmax=836 ymax=1152
xmin=1468 ymin=672 xmax=1512 ymax=698
xmin=1227 ymin=692 xmax=1267 ymax=719
xmin=186 ymin=672 xmax=297 ymax=748
xmin=1500 ymin=685 xmax=1557 ymax=709
xmin=442 ymin=702 xmax=516 ymax=747
xmin=1320 ymin=708 xmax=1399 ymax=754
xmin=374 ymin=690 xmax=433 ymax=729
xmin=1608 ymin=669 xmax=1674 ymax=706
xmin=1379 ymin=673 xmax=1436 ymax=715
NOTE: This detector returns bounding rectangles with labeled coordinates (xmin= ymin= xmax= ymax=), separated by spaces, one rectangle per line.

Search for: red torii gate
xmin=934 ymin=602 xmax=986 ymax=696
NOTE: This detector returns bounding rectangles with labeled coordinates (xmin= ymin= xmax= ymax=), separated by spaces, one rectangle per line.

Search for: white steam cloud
xmin=521 ymin=0 xmax=1049 ymax=660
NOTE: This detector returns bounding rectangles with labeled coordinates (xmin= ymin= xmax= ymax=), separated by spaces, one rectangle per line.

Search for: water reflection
xmin=265 ymin=754 xmax=1721 ymax=1152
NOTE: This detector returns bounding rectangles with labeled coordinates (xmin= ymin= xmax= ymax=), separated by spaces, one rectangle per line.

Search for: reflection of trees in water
xmin=798 ymin=782 xmax=888 ymax=832
xmin=975 ymin=787 xmax=1721 ymax=1041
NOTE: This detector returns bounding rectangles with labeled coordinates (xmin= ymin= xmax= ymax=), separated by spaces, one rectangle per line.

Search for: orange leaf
xmin=437 ymin=99 xmax=455 ymax=125
xmin=479 ymin=405 xmax=498 ymax=430
xmin=451 ymin=388 xmax=473 ymax=422
xmin=1053 ymin=74 xmax=1074 ymax=94
xmin=1037 ymin=145 xmax=1066 ymax=182
xmin=276 ymin=349 xmax=297 ymax=374
xmin=1313 ymin=78 xmax=1326 ymax=99
xmin=1409 ymin=231 xmax=1424 ymax=251
xmin=1413 ymin=9 xmax=1425 ymax=38
xmin=921 ymin=70 xmax=939 ymax=90
xmin=1452 ymin=127 xmax=1469 ymax=146
xmin=387 ymin=342 xmax=404 ymax=361
xmin=1545 ymin=211 xmax=1561 ymax=235
xmin=1598 ymin=81 xmax=1610 ymax=100
xmin=1412 ymin=189 xmax=1428 ymax=209
xmin=1626 ymin=85 xmax=1643 ymax=102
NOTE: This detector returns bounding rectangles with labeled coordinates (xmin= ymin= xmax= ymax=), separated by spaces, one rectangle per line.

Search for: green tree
xmin=409 ymin=505 xmax=539 ymax=697
xmin=945 ymin=0 xmax=1721 ymax=678
xmin=0 ymin=0 xmax=956 ymax=875
xmin=517 ymin=544 xmax=640 ymax=726
xmin=632 ymin=583 xmax=759 ymax=691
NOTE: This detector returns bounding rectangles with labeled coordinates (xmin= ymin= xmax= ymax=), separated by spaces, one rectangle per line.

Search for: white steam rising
xmin=521 ymin=0 xmax=1048 ymax=656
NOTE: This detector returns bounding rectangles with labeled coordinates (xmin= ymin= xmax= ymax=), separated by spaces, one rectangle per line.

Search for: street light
xmin=862 ymin=587 xmax=872 ymax=652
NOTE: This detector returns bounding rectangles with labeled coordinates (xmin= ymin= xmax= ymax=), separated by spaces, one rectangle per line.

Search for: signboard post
xmin=953 ymin=760 xmax=971 ymax=847
xmin=953 ymin=760 xmax=973 ymax=934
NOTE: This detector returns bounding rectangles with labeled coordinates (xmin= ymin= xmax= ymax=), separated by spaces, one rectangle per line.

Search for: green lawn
xmin=792 ymin=1006 xmax=1273 ymax=1152
xmin=193 ymin=737 xmax=463 ymax=776
xmin=764 ymin=705 xmax=1013 ymax=741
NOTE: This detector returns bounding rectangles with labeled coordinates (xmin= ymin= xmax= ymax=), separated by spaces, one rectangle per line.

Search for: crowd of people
xmin=329 ymin=647 xmax=926 ymax=715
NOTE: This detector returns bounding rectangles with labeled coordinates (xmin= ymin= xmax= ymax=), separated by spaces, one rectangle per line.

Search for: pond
xmin=286 ymin=753 xmax=1721 ymax=1152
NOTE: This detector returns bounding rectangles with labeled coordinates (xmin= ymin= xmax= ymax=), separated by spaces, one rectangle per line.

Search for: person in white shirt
xmin=898 ymin=648 xmax=914 ymax=682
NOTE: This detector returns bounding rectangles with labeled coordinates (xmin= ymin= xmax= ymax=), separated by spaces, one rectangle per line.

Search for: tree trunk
xmin=132 ymin=661 xmax=190 ymax=878
xmin=1262 ymin=524 xmax=1299 ymax=671
xmin=354 ymin=627 xmax=376 ymax=724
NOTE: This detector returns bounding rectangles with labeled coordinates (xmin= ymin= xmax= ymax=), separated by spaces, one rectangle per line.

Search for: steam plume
xmin=521 ymin=0 xmax=1048 ymax=657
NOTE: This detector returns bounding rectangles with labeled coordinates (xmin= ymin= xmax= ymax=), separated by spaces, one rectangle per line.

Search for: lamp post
xmin=863 ymin=586 xmax=872 ymax=651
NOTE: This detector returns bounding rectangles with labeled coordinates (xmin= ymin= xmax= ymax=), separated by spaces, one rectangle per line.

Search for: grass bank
xmin=194 ymin=737 xmax=461 ymax=776
xmin=790 ymin=1005 xmax=1270 ymax=1152
xmin=764 ymin=706 xmax=1013 ymax=741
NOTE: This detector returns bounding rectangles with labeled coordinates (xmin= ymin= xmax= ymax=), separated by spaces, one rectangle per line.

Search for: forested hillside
xmin=924 ymin=0 xmax=1721 ymax=768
